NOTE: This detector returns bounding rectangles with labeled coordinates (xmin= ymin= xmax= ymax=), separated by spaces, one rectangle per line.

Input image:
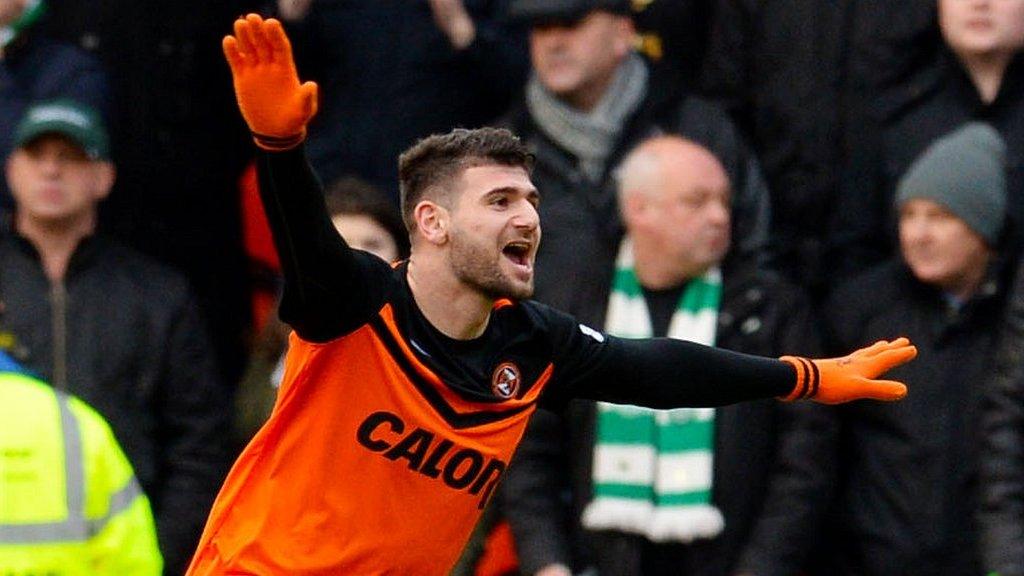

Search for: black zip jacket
xmin=741 ymin=255 xmax=1016 ymax=576
xmin=0 ymin=234 xmax=232 ymax=575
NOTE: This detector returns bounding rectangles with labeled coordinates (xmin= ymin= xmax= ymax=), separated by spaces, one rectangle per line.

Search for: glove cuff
xmin=252 ymin=130 xmax=306 ymax=151
xmin=778 ymin=356 xmax=820 ymax=401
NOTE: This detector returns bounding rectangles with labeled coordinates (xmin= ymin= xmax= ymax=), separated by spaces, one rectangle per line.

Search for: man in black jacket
xmin=503 ymin=0 xmax=771 ymax=331
xmin=742 ymin=124 xmax=1016 ymax=576
xmin=503 ymin=136 xmax=820 ymax=576
xmin=39 ymin=0 xmax=259 ymax=386
xmin=0 ymin=100 xmax=232 ymax=575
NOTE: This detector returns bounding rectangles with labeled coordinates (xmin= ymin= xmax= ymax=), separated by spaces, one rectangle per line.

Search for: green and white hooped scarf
xmin=582 ymin=239 xmax=725 ymax=542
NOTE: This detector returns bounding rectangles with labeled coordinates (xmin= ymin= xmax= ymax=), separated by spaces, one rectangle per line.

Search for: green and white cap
xmin=13 ymin=99 xmax=109 ymax=160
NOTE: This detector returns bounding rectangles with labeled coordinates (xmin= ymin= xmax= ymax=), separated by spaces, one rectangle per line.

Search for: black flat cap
xmin=507 ymin=0 xmax=632 ymax=24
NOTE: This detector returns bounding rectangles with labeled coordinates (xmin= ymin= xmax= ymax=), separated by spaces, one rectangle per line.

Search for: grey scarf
xmin=527 ymin=53 xmax=648 ymax=183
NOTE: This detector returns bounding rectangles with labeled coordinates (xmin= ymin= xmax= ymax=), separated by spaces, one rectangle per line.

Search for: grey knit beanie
xmin=895 ymin=122 xmax=1007 ymax=245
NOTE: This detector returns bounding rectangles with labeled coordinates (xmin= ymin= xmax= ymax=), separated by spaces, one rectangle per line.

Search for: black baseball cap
xmin=507 ymin=0 xmax=632 ymax=25
xmin=13 ymin=100 xmax=110 ymax=160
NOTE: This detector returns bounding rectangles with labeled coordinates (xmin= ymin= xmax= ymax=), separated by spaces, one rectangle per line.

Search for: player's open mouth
xmin=502 ymin=241 xmax=533 ymax=273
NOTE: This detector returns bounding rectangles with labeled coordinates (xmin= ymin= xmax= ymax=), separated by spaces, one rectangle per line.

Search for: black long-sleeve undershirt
xmin=255 ymin=146 xmax=799 ymax=408
xmin=256 ymin=146 xmax=393 ymax=342
xmin=574 ymin=337 xmax=798 ymax=407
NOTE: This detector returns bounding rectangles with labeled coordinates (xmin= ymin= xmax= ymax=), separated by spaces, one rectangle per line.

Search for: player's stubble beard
xmin=448 ymin=226 xmax=534 ymax=301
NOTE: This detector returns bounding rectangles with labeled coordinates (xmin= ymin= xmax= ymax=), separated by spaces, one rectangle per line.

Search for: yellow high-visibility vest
xmin=0 ymin=371 xmax=162 ymax=575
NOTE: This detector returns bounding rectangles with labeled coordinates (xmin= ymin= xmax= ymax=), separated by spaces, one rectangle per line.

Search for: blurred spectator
xmin=0 ymin=0 xmax=108 ymax=209
xmin=0 ymin=349 xmax=162 ymax=575
xmin=233 ymin=175 xmax=409 ymax=444
xmin=503 ymin=0 xmax=771 ymax=331
xmin=981 ymin=252 xmax=1024 ymax=576
xmin=832 ymin=0 xmax=1024 ymax=281
xmin=503 ymin=136 xmax=819 ymax=576
xmin=323 ymin=176 xmax=410 ymax=263
xmin=39 ymin=0 xmax=258 ymax=386
xmin=742 ymin=124 xmax=1015 ymax=575
xmin=702 ymin=0 xmax=939 ymax=296
xmin=631 ymin=0 xmax=712 ymax=88
xmin=279 ymin=0 xmax=529 ymax=196
xmin=0 ymin=100 xmax=232 ymax=575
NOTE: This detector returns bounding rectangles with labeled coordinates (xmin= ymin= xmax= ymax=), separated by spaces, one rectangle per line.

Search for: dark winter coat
xmin=741 ymin=256 xmax=1016 ymax=576
xmin=502 ymin=257 xmax=821 ymax=576
xmin=979 ymin=257 xmax=1024 ymax=576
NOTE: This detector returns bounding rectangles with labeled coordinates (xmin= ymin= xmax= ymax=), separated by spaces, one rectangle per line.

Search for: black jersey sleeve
xmin=540 ymin=305 xmax=797 ymax=409
xmin=257 ymin=147 xmax=395 ymax=342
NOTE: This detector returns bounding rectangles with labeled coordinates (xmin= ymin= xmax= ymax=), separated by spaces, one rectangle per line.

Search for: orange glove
xmin=780 ymin=337 xmax=917 ymax=404
xmin=222 ymin=14 xmax=318 ymax=150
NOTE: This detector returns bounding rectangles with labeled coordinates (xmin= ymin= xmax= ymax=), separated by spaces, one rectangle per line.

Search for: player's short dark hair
xmin=398 ymin=127 xmax=534 ymax=232
xmin=324 ymin=176 xmax=410 ymax=259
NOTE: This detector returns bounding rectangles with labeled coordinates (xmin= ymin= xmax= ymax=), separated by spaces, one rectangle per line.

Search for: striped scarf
xmin=526 ymin=53 xmax=648 ymax=184
xmin=582 ymin=239 xmax=725 ymax=542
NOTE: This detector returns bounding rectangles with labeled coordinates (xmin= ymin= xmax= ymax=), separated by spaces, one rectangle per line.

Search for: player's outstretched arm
xmin=778 ymin=337 xmax=916 ymax=404
xmin=559 ymin=325 xmax=916 ymax=408
xmin=223 ymin=13 xmax=318 ymax=150
xmin=223 ymin=14 xmax=393 ymax=342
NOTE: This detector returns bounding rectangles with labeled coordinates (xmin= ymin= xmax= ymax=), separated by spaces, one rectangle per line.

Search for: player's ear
xmin=414 ymin=200 xmax=449 ymax=246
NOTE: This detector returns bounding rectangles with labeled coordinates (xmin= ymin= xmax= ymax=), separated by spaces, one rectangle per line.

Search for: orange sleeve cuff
xmin=779 ymin=356 xmax=819 ymax=401
xmin=252 ymin=130 xmax=306 ymax=151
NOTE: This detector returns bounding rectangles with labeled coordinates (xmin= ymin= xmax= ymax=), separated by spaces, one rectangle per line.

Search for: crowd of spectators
xmin=0 ymin=0 xmax=1023 ymax=575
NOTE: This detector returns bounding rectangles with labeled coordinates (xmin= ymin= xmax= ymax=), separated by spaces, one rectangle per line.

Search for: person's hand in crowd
xmin=781 ymin=337 xmax=918 ymax=404
xmin=223 ymin=14 xmax=319 ymax=150
xmin=535 ymin=564 xmax=573 ymax=576
xmin=277 ymin=0 xmax=314 ymax=22
xmin=428 ymin=0 xmax=476 ymax=49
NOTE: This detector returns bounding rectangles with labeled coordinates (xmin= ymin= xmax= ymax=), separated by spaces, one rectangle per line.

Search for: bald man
xmin=615 ymin=137 xmax=733 ymax=295
xmin=503 ymin=136 xmax=823 ymax=576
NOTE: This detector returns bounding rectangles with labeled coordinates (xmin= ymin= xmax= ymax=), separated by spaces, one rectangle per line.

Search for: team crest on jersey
xmin=491 ymin=362 xmax=520 ymax=399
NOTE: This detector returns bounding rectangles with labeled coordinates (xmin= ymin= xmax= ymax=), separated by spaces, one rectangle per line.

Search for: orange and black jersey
xmin=187 ymin=147 xmax=797 ymax=575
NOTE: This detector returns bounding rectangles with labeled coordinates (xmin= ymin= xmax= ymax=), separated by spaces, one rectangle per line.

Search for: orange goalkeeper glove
xmin=779 ymin=337 xmax=917 ymax=404
xmin=222 ymin=14 xmax=318 ymax=150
